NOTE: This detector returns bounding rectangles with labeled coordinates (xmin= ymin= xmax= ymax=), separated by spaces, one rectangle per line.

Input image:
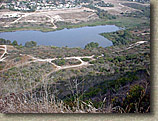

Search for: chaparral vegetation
xmin=0 ymin=0 xmax=150 ymax=113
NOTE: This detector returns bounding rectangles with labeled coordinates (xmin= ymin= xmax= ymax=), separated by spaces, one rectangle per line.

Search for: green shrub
xmin=81 ymin=58 xmax=90 ymax=62
xmin=85 ymin=42 xmax=99 ymax=49
xmin=0 ymin=38 xmax=11 ymax=45
xmin=25 ymin=41 xmax=37 ymax=48
xmin=53 ymin=59 xmax=66 ymax=66
xmin=12 ymin=40 xmax=18 ymax=46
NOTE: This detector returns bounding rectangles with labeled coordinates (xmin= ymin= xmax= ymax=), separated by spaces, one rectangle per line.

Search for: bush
xmin=81 ymin=58 xmax=90 ymax=62
xmin=126 ymin=54 xmax=137 ymax=60
xmin=115 ymin=56 xmax=126 ymax=62
xmin=89 ymin=60 xmax=96 ymax=64
xmin=25 ymin=41 xmax=37 ymax=48
xmin=101 ymin=30 xmax=134 ymax=45
xmin=0 ymin=38 xmax=11 ymax=45
xmin=85 ymin=42 xmax=99 ymax=49
xmin=97 ymin=57 xmax=105 ymax=64
xmin=53 ymin=59 xmax=66 ymax=66
xmin=12 ymin=40 xmax=18 ymax=46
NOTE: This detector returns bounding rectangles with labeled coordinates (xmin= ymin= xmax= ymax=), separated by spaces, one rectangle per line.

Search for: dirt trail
xmin=0 ymin=41 xmax=148 ymax=71
xmin=0 ymin=45 xmax=8 ymax=62
xmin=0 ymin=45 xmax=95 ymax=73
xmin=0 ymin=42 xmax=148 ymax=93
xmin=112 ymin=41 xmax=148 ymax=53
xmin=44 ymin=15 xmax=57 ymax=29
xmin=27 ymin=54 xmax=95 ymax=72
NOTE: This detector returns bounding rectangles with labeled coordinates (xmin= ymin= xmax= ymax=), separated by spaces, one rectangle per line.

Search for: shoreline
xmin=0 ymin=24 xmax=119 ymax=48
xmin=0 ymin=17 xmax=124 ymax=33
xmin=0 ymin=24 xmax=120 ymax=33
xmin=0 ymin=16 xmax=148 ymax=33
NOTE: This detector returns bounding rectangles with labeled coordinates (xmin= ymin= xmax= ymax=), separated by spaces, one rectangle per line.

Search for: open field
xmin=0 ymin=7 xmax=98 ymax=30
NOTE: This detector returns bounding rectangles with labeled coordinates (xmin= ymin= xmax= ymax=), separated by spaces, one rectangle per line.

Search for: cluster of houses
xmin=1 ymin=1 xmax=36 ymax=11
xmin=0 ymin=0 xmax=83 ymax=12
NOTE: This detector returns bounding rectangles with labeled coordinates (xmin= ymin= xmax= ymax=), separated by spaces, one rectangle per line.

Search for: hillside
xmin=0 ymin=25 xmax=150 ymax=113
xmin=0 ymin=0 xmax=150 ymax=113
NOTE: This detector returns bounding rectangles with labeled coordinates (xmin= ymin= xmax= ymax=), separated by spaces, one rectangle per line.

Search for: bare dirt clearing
xmin=0 ymin=0 xmax=149 ymax=30
xmin=0 ymin=7 xmax=98 ymax=29
xmin=59 ymin=11 xmax=98 ymax=23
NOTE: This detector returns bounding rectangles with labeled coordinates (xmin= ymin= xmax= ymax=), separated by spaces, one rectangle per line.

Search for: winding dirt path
xmin=112 ymin=41 xmax=148 ymax=54
xmin=0 ymin=45 xmax=95 ymax=74
xmin=0 ymin=41 xmax=148 ymax=71
xmin=27 ymin=54 xmax=95 ymax=72
xmin=0 ymin=45 xmax=8 ymax=62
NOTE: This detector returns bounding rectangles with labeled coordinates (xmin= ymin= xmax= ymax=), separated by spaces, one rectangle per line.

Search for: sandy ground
xmin=0 ymin=7 xmax=98 ymax=28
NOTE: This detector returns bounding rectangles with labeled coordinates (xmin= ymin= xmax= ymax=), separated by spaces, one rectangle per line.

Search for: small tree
xmin=25 ymin=41 xmax=37 ymax=48
xmin=12 ymin=40 xmax=18 ymax=46
xmin=85 ymin=42 xmax=99 ymax=49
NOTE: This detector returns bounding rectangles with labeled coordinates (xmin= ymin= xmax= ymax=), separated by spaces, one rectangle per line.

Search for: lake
xmin=0 ymin=25 xmax=121 ymax=48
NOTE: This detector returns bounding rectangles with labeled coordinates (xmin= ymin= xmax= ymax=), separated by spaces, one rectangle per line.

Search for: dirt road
xmin=0 ymin=45 xmax=7 ymax=62
xmin=0 ymin=45 xmax=95 ymax=73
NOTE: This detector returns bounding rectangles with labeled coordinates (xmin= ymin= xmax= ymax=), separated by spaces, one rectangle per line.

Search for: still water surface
xmin=0 ymin=25 xmax=121 ymax=48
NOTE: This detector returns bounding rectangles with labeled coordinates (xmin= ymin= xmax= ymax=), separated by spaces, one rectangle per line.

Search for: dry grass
xmin=0 ymin=80 xmax=149 ymax=113
xmin=0 ymin=92 xmax=99 ymax=113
